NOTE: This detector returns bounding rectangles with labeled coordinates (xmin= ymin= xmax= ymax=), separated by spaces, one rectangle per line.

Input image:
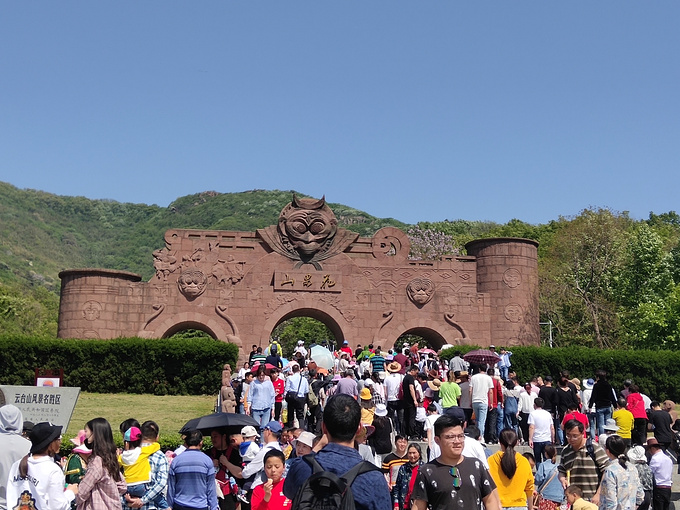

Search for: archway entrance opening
xmin=395 ymin=327 xmax=448 ymax=353
xmin=270 ymin=308 xmax=343 ymax=359
xmin=163 ymin=322 xmax=217 ymax=340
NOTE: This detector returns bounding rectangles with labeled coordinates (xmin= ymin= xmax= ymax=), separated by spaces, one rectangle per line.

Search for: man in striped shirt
xmin=167 ymin=430 xmax=218 ymax=510
xmin=557 ymin=419 xmax=608 ymax=504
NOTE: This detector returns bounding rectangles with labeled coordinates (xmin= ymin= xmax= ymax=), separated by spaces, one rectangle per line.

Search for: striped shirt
xmin=557 ymin=440 xmax=608 ymax=500
xmin=167 ymin=449 xmax=218 ymax=510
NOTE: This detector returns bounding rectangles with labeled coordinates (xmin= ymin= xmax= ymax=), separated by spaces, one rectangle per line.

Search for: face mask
xmin=83 ymin=438 xmax=93 ymax=449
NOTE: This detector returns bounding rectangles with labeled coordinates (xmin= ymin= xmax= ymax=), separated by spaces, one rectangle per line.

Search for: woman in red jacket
xmin=626 ymin=384 xmax=648 ymax=447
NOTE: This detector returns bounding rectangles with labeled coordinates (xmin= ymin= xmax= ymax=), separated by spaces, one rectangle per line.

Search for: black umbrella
xmin=180 ymin=412 xmax=259 ymax=435
xmin=463 ymin=349 xmax=501 ymax=367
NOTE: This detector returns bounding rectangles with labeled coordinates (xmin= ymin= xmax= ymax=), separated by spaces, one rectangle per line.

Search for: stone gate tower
xmin=58 ymin=196 xmax=539 ymax=358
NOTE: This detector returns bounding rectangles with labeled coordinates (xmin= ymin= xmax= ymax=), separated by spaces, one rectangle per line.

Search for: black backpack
xmin=291 ymin=454 xmax=380 ymax=510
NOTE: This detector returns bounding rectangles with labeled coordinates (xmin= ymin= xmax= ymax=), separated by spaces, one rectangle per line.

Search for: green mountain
xmin=0 ymin=182 xmax=407 ymax=336
xmin=3 ymin=180 xmax=680 ymax=350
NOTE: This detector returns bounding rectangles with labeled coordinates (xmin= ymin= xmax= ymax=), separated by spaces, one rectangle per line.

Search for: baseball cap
xmin=241 ymin=425 xmax=259 ymax=438
xmin=264 ymin=421 xmax=283 ymax=434
xmin=124 ymin=427 xmax=143 ymax=442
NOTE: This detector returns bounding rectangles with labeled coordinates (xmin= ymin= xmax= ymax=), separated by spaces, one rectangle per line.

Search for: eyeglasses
xmin=449 ymin=467 xmax=461 ymax=489
xmin=441 ymin=434 xmax=465 ymax=443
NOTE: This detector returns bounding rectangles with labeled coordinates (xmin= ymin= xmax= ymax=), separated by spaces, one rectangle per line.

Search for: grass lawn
xmin=65 ymin=392 xmax=217 ymax=445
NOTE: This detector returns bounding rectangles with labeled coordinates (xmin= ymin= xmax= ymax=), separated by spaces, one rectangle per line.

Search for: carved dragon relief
xmin=257 ymin=195 xmax=358 ymax=269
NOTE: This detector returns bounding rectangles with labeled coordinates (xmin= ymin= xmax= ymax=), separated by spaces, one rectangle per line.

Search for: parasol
xmin=463 ymin=349 xmax=500 ymax=366
xmin=180 ymin=412 xmax=259 ymax=434
xmin=310 ymin=345 xmax=334 ymax=370
xmin=418 ymin=348 xmax=437 ymax=355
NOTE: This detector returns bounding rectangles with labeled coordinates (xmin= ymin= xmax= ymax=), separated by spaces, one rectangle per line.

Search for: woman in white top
xmin=7 ymin=422 xmax=78 ymax=510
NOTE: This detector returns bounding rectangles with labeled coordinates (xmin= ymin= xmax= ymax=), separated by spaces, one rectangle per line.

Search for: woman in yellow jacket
xmin=488 ymin=428 xmax=535 ymax=510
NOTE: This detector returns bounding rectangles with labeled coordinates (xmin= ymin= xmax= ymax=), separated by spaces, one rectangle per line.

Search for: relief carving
xmin=258 ymin=195 xmax=358 ymax=269
xmin=371 ymin=227 xmax=410 ymax=263
xmin=211 ymin=256 xmax=245 ymax=285
xmin=504 ymin=303 xmax=524 ymax=323
xmin=177 ymin=269 xmax=208 ymax=300
xmin=503 ymin=268 xmax=521 ymax=288
xmin=406 ymin=278 xmax=435 ymax=307
xmin=153 ymin=249 xmax=178 ymax=280
xmin=144 ymin=304 xmax=165 ymax=329
xmin=82 ymin=301 xmax=102 ymax=321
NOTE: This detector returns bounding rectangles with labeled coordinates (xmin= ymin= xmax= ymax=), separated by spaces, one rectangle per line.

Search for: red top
xmin=251 ymin=479 xmax=291 ymax=510
xmin=273 ymin=378 xmax=285 ymax=403
xmin=562 ymin=411 xmax=589 ymax=436
xmin=340 ymin=346 xmax=353 ymax=356
xmin=627 ymin=392 xmax=647 ymax=419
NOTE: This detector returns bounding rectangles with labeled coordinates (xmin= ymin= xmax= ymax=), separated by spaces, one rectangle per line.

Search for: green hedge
xmin=0 ymin=336 xmax=238 ymax=395
xmin=438 ymin=345 xmax=680 ymax=402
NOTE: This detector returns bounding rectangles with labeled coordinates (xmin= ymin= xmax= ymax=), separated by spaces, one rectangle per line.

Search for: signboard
xmin=0 ymin=386 xmax=80 ymax=430
xmin=273 ymin=271 xmax=341 ymax=292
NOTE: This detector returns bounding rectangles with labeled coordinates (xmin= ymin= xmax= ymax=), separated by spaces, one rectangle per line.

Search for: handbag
xmin=285 ymin=375 xmax=304 ymax=402
xmin=534 ymin=465 xmax=559 ymax=508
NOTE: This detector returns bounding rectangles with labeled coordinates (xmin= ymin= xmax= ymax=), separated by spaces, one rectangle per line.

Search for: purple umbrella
xmin=463 ymin=349 xmax=500 ymax=366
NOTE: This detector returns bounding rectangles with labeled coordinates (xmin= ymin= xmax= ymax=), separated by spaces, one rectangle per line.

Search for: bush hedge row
xmin=0 ymin=336 xmax=238 ymax=395
xmin=438 ymin=345 xmax=680 ymax=402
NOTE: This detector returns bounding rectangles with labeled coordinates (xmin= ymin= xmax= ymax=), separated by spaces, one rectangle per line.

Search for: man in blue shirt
xmin=167 ymin=430 xmax=218 ymax=510
xmin=284 ymin=364 xmax=310 ymax=429
xmin=283 ymin=394 xmax=391 ymax=510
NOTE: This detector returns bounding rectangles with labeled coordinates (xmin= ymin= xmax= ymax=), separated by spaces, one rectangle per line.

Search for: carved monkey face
xmin=279 ymin=196 xmax=338 ymax=258
xmin=406 ymin=278 xmax=435 ymax=305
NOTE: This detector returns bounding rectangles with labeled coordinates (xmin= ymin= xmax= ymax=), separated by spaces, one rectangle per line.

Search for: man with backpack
xmin=557 ymin=419 xmax=608 ymax=505
xmin=283 ymin=394 xmax=391 ymax=510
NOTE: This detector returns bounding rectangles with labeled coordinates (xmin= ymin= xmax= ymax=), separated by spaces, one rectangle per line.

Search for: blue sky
xmin=1 ymin=2 xmax=678 ymax=225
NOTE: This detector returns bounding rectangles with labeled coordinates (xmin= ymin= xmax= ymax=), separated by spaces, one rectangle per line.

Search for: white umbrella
xmin=310 ymin=345 xmax=334 ymax=370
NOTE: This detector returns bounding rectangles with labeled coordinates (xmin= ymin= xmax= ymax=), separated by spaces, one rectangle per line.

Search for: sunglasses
xmin=449 ymin=467 xmax=461 ymax=489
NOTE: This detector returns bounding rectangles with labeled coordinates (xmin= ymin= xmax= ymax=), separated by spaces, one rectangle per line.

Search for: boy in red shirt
xmin=251 ymin=449 xmax=291 ymax=509
xmin=561 ymin=402 xmax=589 ymax=438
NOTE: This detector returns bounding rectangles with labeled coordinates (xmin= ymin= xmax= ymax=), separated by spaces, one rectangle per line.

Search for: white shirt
xmin=649 ymin=450 xmax=673 ymax=486
xmin=7 ymin=455 xmax=75 ymax=510
xmin=462 ymin=439 xmax=490 ymax=469
xmin=528 ymin=409 xmax=553 ymax=442
xmin=518 ymin=389 xmax=537 ymax=414
xmin=384 ymin=373 xmax=403 ymax=402
xmin=241 ymin=441 xmax=283 ymax=488
xmin=470 ymin=373 xmax=494 ymax=404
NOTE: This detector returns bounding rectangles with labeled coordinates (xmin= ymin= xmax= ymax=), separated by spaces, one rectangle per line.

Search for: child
xmin=251 ymin=450 xmax=291 ymax=510
xmin=237 ymin=426 xmax=262 ymax=504
xmin=565 ymin=485 xmax=598 ymax=510
xmin=522 ymin=451 xmax=536 ymax=472
xmin=119 ymin=427 xmax=169 ymax=510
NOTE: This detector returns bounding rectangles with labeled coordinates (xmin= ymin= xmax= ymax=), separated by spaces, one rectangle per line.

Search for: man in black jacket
xmin=588 ymin=369 xmax=617 ymax=437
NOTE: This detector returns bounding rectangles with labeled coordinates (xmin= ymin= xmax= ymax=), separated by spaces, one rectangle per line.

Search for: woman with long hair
xmin=533 ymin=444 xmax=564 ymax=510
xmin=488 ymin=428 xmax=535 ymax=510
xmin=7 ymin=422 xmax=78 ymax=510
xmin=600 ymin=435 xmax=643 ymax=510
xmin=393 ymin=443 xmax=423 ymax=510
xmin=76 ymin=418 xmax=126 ymax=510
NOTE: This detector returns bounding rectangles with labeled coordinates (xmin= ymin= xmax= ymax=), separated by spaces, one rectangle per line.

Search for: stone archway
xmin=58 ymin=197 xmax=540 ymax=362
xmin=149 ymin=312 xmax=242 ymax=352
xmin=260 ymin=299 xmax=349 ymax=348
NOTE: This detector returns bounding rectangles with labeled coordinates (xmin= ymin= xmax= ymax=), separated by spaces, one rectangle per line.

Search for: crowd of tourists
xmin=1 ymin=341 xmax=678 ymax=510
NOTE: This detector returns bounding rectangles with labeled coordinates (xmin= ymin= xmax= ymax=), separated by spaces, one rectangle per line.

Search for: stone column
xmin=465 ymin=238 xmax=539 ymax=346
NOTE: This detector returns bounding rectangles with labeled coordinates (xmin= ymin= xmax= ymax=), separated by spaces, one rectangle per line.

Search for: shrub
xmin=0 ymin=336 xmax=238 ymax=395
xmin=438 ymin=345 xmax=680 ymax=401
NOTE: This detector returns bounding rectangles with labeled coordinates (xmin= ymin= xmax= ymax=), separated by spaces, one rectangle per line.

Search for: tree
xmin=271 ymin=317 xmax=334 ymax=358
xmin=407 ymin=225 xmax=460 ymax=260
xmin=542 ymin=209 xmax=631 ymax=348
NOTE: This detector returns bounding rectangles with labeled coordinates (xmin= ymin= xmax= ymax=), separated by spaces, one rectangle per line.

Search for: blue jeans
xmin=499 ymin=366 xmax=509 ymax=381
xmin=496 ymin=403 xmax=504 ymax=438
xmin=533 ymin=441 xmax=551 ymax=463
xmin=472 ymin=402 xmax=488 ymax=436
xmin=252 ymin=408 xmax=271 ymax=429
xmin=588 ymin=412 xmax=597 ymax=439
xmin=596 ymin=407 xmax=612 ymax=436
